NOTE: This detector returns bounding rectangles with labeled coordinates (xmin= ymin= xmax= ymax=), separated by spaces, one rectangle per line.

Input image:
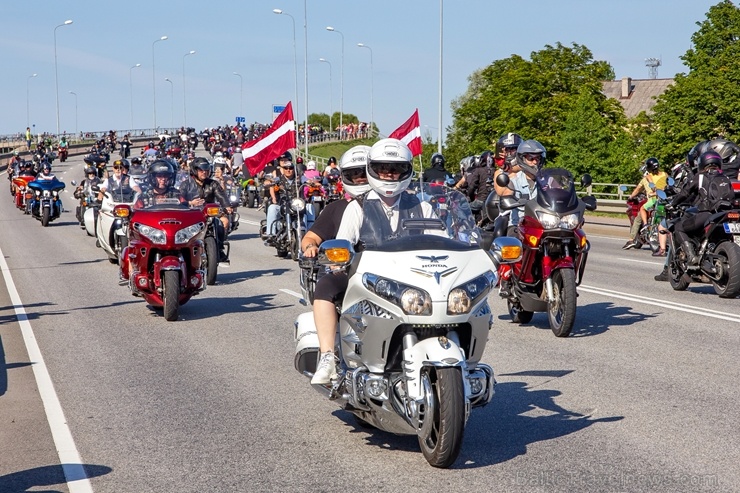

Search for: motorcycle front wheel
xmin=162 ymin=270 xmax=180 ymax=321
xmin=418 ymin=367 xmax=465 ymax=468
xmin=41 ymin=207 xmax=50 ymax=227
xmin=668 ymin=246 xmax=690 ymax=291
xmin=547 ymin=269 xmax=577 ymax=337
xmin=711 ymin=242 xmax=740 ymax=298
xmin=205 ymin=236 xmax=218 ymax=286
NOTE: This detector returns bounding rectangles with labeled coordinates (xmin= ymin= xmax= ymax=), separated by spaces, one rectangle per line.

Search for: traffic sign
xmin=272 ymin=105 xmax=286 ymax=122
xmin=235 ymin=116 xmax=245 ymax=123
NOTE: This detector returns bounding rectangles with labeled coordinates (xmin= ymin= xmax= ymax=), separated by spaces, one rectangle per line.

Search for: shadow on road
xmin=226 ymin=232 xmax=259 ymax=241
xmin=216 ymin=268 xmax=291 ymax=285
xmin=173 ymin=294 xmax=292 ymax=321
xmin=0 ymin=463 xmax=112 ymax=492
xmin=332 ymin=372 xmax=623 ymax=469
xmin=495 ymin=301 xmax=653 ymax=338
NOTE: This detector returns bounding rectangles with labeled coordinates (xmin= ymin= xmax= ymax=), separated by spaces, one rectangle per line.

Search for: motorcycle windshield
xmin=534 ymin=168 xmax=579 ymax=213
xmin=28 ymin=179 xmax=65 ymax=192
xmin=361 ymin=187 xmax=481 ymax=252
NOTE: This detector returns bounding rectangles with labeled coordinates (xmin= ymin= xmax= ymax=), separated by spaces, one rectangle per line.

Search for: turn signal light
xmin=580 ymin=235 xmax=588 ymax=248
xmin=727 ymin=212 xmax=739 ymax=220
xmin=500 ymin=245 xmax=522 ymax=260
xmin=114 ymin=205 xmax=131 ymax=218
xmin=205 ymin=206 xmax=220 ymax=217
xmin=525 ymin=234 xmax=539 ymax=248
xmin=325 ymin=247 xmax=351 ymax=263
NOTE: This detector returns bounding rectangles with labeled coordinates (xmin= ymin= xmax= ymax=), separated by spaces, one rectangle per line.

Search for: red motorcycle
xmin=58 ymin=146 xmax=69 ymax=162
xmin=12 ymin=176 xmax=35 ymax=212
xmin=496 ymin=168 xmax=597 ymax=337
xmin=118 ymin=200 xmax=220 ymax=321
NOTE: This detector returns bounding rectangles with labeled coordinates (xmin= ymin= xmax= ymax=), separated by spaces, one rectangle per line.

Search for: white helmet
xmin=306 ymin=160 xmax=317 ymax=171
xmin=366 ymin=138 xmax=413 ymax=198
xmin=339 ymin=145 xmax=371 ymax=197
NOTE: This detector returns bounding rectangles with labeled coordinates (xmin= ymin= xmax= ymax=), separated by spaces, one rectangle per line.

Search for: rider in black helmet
xmin=421 ymin=152 xmax=449 ymax=183
xmin=179 ymin=157 xmax=232 ymax=263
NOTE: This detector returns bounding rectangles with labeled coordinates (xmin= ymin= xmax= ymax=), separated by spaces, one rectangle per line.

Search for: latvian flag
xmin=242 ymin=102 xmax=297 ymax=176
xmin=388 ymin=109 xmax=422 ymax=156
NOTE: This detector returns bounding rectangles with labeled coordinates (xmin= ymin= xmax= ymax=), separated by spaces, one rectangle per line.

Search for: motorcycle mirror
xmin=317 ymin=239 xmax=354 ymax=267
xmin=667 ymin=177 xmax=675 ymax=187
xmin=581 ymin=195 xmax=598 ymax=211
xmin=91 ymin=185 xmax=100 ymax=192
xmin=70 ymin=180 xmax=77 ymax=186
xmin=655 ymin=189 xmax=667 ymax=200
xmin=490 ymin=236 xmax=523 ymax=264
xmin=499 ymin=195 xmax=522 ymax=211
xmin=495 ymin=173 xmax=510 ymax=188
xmin=580 ymin=174 xmax=593 ymax=188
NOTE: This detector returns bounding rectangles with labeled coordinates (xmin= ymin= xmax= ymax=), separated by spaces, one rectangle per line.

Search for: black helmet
xmin=708 ymin=138 xmax=740 ymax=165
xmin=84 ymin=166 xmax=96 ymax=175
xmin=430 ymin=152 xmax=446 ymax=168
xmin=148 ymin=159 xmax=176 ymax=190
xmin=279 ymin=151 xmax=293 ymax=163
xmin=190 ymin=157 xmax=212 ymax=176
xmin=496 ymin=132 xmax=523 ymax=151
xmin=131 ymin=156 xmax=142 ymax=165
xmin=644 ymin=157 xmax=660 ymax=173
xmin=687 ymin=140 xmax=711 ymax=168
xmin=516 ymin=139 xmax=547 ymax=176
xmin=328 ymin=156 xmax=337 ymax=165
xmin=479 ymin=150 xmax=494 ymax=168
xmin=495 ymin=133 xmax=523 ymax=169
xmin=698 ymin=151 xmax=722 ymax=172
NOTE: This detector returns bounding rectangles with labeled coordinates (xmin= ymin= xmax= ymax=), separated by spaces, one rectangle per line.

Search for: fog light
xmin=190 ymin=276 xmax=198 ymax=287
xmin=365 ymin=376 xmax=387 ymax=398
xmin=137 ymin=276 xmax=148 ymax=287
xmin=470 ymin=377 xmax=483 ymax=395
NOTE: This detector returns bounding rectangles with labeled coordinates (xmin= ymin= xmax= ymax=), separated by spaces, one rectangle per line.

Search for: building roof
xmin=601 ymin=78 xmax=674 ymax=118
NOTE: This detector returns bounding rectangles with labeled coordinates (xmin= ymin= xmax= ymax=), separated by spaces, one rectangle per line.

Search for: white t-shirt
xmin=337 ymin=190 xmax=438 ymax=245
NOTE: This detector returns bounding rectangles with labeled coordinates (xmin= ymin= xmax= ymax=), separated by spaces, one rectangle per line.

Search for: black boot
xmin=654 ymin=266 xmax=669 ymax=282
xmin=682 ymin=241 xmax=698 ymax=266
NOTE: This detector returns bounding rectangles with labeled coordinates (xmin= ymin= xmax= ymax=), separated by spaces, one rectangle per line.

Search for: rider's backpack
xmin=699 ymin=171 xmax=734 ymax=211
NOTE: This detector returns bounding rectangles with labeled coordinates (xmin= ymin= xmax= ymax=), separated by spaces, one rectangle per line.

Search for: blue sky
xmin=0 ymin=0 xmax=720 ymax=141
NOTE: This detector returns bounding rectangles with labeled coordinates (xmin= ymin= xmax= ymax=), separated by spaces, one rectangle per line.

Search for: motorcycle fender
xmin=153 ymin=256 xmax=183 ymax=287
xmin=403 ymin=337 xmax=465 ymax=400
xmin=294 ymin=312 xmax=320 ymax=376
xmin=542 ymin=256 xmax=575 ymax=280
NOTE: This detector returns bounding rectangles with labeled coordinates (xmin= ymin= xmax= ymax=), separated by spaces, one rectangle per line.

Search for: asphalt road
xmin=1 ymin=152 xmax=738 ymax=493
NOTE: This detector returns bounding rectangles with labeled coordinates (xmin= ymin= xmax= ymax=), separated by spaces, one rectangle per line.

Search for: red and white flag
xmin=389 ymin=109 xmax=422 ymax=157
xmin=242 ymin=102 xmax=296 ymax=176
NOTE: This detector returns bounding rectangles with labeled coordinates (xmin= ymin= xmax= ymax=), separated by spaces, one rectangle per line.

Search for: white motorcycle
xmin=294 ymin=187 xmax=522 ymax=467
xmin=84 ymin=186 xmax=137 ymax=264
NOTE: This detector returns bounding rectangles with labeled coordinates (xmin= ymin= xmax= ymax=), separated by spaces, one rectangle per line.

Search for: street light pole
xmin=319 ymin=58 xmax=332 ymax=135
xmin=164 ymin=78 xmax=174 ymax=130
xmin=183 ymin=50 xmax=195 ymax=127
xmin=54 ymin=19 xmax=73 ymax=139
xmin=438 ymin=0 xmax=444 ymax=153
xmin=326 ymin=26 xmax=344 ymax=135
xmin=357 ymin=43 xmax=374 ymax=137
xmin=68 ymin=91 xmax=77 ymax=136
xmin=302 ymin=0 xmax=309 ymax=156
xmin=27 ymin=73 xmax=37 ymax=128
xmin=129 ymin=63 xmax=140 ymax=129
xmin=272 ymin=9 xmax=299 ymax=116
xmin=152 ymin=35 xmax=168 ymax=131
xmin=232 ymin=72 xmax=243 ymax=118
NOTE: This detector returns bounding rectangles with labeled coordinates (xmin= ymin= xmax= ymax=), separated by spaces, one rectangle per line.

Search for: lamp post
xmin=54 ymin=19 xmax=73 ymax=139
xmin=272 ymin=9 xmax=299 ymax=115
xmin=183 ymin=50 xmax=195 ymax=127
xmin=129 ymin=63 xmax=140 ymax=129
xmin=164 ymin=78 xmax=174 ymax=130
xmin=152 ymin=35 xmax=168 ymax=131
xmin=27 ymin=73 xmax=37 ymax=128
xmin=319 ymin=58 xmax=332 ymax=136
xmin=326 ymin=26 xmax=344 ymax=134
xmin=232 ymin=72 xmax=243 ymax=118
xmin=438 ymin=0 xmax=443 ymax=153
xmin=357 ymin=43 xmax=374 ymax=136
xmin=68 ymin=91 xmax=77 ymax=137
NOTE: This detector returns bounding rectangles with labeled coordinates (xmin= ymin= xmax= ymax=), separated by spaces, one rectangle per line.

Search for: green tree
xmin=641 ymin=0 xmax=740 ymax=164
xmin=557 ymin=88 xmax=636 ymax=183
xmin=446 ymin=43 xmax=615 ymax=167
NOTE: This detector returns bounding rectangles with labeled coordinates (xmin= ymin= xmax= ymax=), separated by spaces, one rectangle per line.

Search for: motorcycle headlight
xmin=536 ymin=211 xmax=580 ymax=230
xmin=175 ymin=222 xmax=204 ymax=244
xmin=447 ymin=271 xmax=495 ymax=314
xmin=291 ymin=197 xmax=306 ymax=212
xmin=134 ymin=223 xmax=166 ymax=244
xmin=363 ymin=273 xmax=432 ymax=315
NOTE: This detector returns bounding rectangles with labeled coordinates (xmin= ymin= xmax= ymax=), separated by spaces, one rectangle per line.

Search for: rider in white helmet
xmin=335 ymin=138 xmax=436 ymax=247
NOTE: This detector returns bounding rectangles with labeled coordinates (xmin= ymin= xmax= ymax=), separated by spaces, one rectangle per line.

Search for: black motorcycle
xmin=260 ymin=182 xmax=306 ymax=260
xmin=665 ymin=190 xmax=740 ymax=298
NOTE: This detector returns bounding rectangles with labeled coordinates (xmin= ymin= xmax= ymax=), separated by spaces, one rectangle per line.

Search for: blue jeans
xmin=267 ymin=204 xmax=309 ymax=236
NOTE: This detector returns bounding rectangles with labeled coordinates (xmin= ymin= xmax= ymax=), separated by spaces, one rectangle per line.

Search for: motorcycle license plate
xmin=248 ymin=186 xmax=257 ymax=191
xmin=723 ymin=223 xmax=740 ymax=234
xmin=313 ymin=197 xmax=322 ymax=202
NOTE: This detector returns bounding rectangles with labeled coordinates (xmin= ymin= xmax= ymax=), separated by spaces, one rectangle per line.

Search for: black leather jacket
xmin=179 ymin=176 xmax=229 ymax=208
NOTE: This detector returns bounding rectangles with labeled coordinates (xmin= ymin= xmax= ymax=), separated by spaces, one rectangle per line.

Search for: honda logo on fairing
xmin=416 ymin=255 xmax=448 ymax=264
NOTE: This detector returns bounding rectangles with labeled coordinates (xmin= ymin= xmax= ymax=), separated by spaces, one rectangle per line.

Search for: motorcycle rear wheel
xmin=41 ymin=207 xmax=50 ymax=227
xmin=418 ymin=367 xmax=465 ymax=468
xmin=162 ymin=270 xmax=180 ymax=321
xmin=548 ymin=269 xmax=577 ymax=337
xmin=507 ymin=299 xmax=533 ymax=324
xmin=205 ymin=236 xmax=218 ymax=286
xmin=711 ymin=242 xmax=740 ymax=298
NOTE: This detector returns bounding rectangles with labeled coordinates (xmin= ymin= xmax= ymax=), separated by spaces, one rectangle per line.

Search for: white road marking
xmin=241 ymin=219 xmax=261 ymax=226
xmin=0 ymin=246 xmax=94 ymax=493
xmin=280 ymin=288 xmax=303 ymax=300
xmin=580 ymin=284 xmax=740 ymax=323
xmin=616 ymin=257 xmax=665 ymax=266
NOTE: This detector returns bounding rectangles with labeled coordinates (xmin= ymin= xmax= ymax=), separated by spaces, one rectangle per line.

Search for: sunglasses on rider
xmin=342 ymin=168 xmax=367 ymax=183
xmin=281 ymin=165 xmax=295 ymax=171
xmin=112 ymin=165 xmax=122 ymax=170
xmin=522 ymin=153 xmax=542 ymax=162
xmin=372 ymin=162 xmax=410 ymax=176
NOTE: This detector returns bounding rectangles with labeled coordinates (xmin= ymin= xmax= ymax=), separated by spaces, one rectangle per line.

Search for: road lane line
xmin=580 ymin=285 xmax=740 ymax=323
xmin=241 ymin=219 xmax=261 ymax=226
xmin=616 ymin=257 xmax=665 ymax=266
xmin=280 ymin=288 xmax=303 ymax=300
xmin=0 ymin=246 xmax=94 ymax=493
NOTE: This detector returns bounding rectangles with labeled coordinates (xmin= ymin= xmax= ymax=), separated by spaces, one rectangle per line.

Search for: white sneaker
xmin=311 ymin=352 xmax=337 ymax=385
